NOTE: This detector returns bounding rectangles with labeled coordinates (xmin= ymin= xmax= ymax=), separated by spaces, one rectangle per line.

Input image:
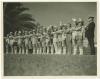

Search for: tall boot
xmin=79 ymin=47 xmax=83 ymax=55
xmin=19 ymin=48 xmax=21 ymax=54
xmin=26 ymin=49 xmax=28 ymax=54
xmin=73 ymin=47 xmax=77 ymax=55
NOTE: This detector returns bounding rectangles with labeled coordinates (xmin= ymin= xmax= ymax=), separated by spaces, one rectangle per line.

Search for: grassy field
xmin=4 ymin=54 xmax=97 ymax=76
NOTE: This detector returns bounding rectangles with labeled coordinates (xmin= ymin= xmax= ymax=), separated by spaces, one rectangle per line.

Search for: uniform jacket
xmin=85 ymin=22 xmax=95 ymax=38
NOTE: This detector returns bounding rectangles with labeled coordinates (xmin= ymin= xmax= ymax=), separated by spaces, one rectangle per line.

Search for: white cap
xmin=72 ymin=18 xmax=77 ymax=22
xmin=78 ymin=18 xmax=82 ymax=22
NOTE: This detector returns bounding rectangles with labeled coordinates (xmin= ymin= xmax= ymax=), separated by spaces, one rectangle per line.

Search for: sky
xmin=23 ymin=2 xmax=97 ymax=26
xmin=23 ymin=2 xmax=97 ymax=42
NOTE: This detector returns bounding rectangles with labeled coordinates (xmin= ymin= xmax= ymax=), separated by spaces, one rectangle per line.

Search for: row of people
xmin=4 ymin=18 xmax=89 ymax=55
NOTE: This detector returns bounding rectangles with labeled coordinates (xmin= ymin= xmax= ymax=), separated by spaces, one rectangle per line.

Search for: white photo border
xmin=0 ymin=0 xmax=100 ymax=79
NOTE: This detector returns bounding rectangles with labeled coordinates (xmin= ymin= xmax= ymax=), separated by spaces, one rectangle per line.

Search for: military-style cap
xmin=88 ymin=16 xmax=94 ymax=19
xmin=10 ymin=32 xmax=13 ymax=34
xmin=72 ymin=18 xmax=77 ymax=22
xmin=63 ymin=24 xmax=67 ymax=26
xmin=78 ymin=18 xmax=82 ymax=22
xmin=18 ymin=31 xmax=21 ymax=34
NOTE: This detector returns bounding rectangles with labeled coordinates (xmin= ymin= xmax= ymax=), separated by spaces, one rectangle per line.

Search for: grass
xmin=4 ymin=54 xmax=97 ymax=76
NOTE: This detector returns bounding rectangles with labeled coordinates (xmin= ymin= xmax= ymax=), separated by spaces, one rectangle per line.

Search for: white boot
xmin=11 ymin=47 xmax=13 ymax=54
xmin=47 ymin=47 xmax=49 ymax=54
xmin=63 ymin=47 xmax=66 ymax=54
xmin=26 ymin=49 xmax=28 ymax=54
xmin=73 ymin=48 xmax=77 ymax=55
xmin=22 ymin=49 xmax=25 ymax=54
xmin=19 ymin=48 xmax=21 ymax=54
xmin=15 ymin=49 xmax=17 ymax=54
xmin=6 ymin=47 xmax=8 ymax=54
xmin=79 ymin=48 xmax=83 ymax=55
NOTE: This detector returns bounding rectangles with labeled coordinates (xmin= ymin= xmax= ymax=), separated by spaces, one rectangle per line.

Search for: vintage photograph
xmin=3 ymin=2 xmax=97 ymax=76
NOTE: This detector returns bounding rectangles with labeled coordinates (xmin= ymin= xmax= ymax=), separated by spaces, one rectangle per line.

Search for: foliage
xmin=3 ymin=2 xmax=36 ymax=36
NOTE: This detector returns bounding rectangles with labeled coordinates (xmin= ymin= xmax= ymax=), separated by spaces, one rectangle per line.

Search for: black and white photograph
xmin=3 ymin=2 xmax=97 ymax=76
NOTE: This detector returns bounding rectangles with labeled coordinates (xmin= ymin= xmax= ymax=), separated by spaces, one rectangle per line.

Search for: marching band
xmin=4 ymin=18 xmax=92 ymax=55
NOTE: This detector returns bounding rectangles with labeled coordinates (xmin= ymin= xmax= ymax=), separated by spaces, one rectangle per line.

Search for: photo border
xmin=0 ymin=0 xmax=100 ymax=79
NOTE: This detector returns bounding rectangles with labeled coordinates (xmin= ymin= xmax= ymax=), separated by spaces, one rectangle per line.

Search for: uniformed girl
xmin=9 ymin=32 xmax=14 ymax=54
xmin=5 ymin=34 xmax=10 ymax=54
xmin=76 ymin=18 xmax=84 ymax=55
xmin=17 ymin=31 xmax=22 ymax=54
xmin=36 ymin=32 xmax=41 ymax=54
xmin=61 ymin=25 xmax=67 ymax=54
xmin=71 ymin=18 xmax=78 ymax=55
xmin=46 ymin=27 xmax=50 ymax=54
xmin=50 ymin=25 xmax=54 ymax=54
xmin=24 ymin=31 xmax=29 ymax=54
xmin=42 ymin=27 xmax=47 ymax=54
xmin=57 ymin=26 xmax=63 ymax=54
xmin=13 ymin=31 xmax=18 ymax=54
xmin=66 ymin=23 xmax=72 ymax=55
xmin=28 ymin=31 xmax=33 ymax=54
xmin=52 ymin=26 xmax=58 ymax=54
xmin=21 ymin=30 xmax=25 ymax=54
xmin=31 ymin=30 xmax=37 ymax=54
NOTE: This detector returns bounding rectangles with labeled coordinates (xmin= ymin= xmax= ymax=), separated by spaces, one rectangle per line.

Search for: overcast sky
xmin=23 ymin=2 xmax=97 ymax=41
xmin=23 ymin=2 xmax=96 ymax=26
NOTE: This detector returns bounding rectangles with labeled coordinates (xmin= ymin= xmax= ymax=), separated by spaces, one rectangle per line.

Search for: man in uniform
xmin=85 ymin=16 xmax=95 ymax=55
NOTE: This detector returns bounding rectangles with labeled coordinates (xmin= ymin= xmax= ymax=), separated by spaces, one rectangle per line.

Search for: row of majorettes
xmin=4 ymin=18 xmax=88 ymax=55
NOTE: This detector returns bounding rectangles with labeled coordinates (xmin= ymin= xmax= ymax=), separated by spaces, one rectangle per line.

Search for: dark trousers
xmin=87 ymin=37 xmax=95 ymax=55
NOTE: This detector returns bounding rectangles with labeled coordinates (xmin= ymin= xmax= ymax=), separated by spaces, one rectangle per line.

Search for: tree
xmin=3 ymin=2 xmax=36 ymax=36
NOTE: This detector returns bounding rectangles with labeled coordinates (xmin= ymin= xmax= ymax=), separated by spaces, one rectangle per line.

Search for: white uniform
xmin=53 ymin=33 xmax=58 ymax=54
xmin=9 ymin=35 xmax=14 ymax=54
xmin=61 ymin=32 xmax=66 ymax=54
xmin=58 ymin=31 xmax=62 ymax=54
xmin=46 ymin=35 xmax=49 ymax=54
xmin=5 ymin=37 xmax=10 ymax=54
xmin=72 ymin=25 xmax=83 ymax=55
xmin=24 ymin=35 xmax=29 ymax=54
xmin=17 ymin=35 xmax=22 ymax=54
xmin=31 ymin=35 xmax=37 ymax=54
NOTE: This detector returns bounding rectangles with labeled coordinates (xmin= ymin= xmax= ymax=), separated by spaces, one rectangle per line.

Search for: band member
xmin=50 ymin=25 xmax=54 ymax=54
xmin=24 ymin=31 xmax=29 ymax=54
xmin=37 ymin=32 xmax=41 ymax=54
xmin=17 ymin=31 xmax=22 ymax=54
xmin=21 ymin=30 xmax=25 ymax=54
xmin=62 ymin=25 xmax=67 ymax=54
xmin=72 ymin=18 xmax=84 ymax=55
xmin=31 ymin=30 xmax=37 ymax=54
xmin=28 ymin=31 xmax=33 ymax=54
xmin=52 ymin=26 xmax=58 ymax=54
xmin=9 ymin=32 xmax=14 ymax=54
xmin=13 ymin=31 xmax=18 ymax=54
xmin=46 ymin=28 xmax=50 ymax=54
xmin=5 ymin=34 xmax=10 ymax=54
xmin=57 ymin=26 xmax=63 ymax=54
xmin=85 ymin=16 xmax=95 ymax=55
xmin=40 ymin=31 xmax=43 ymax=54
xmin=66 ymin=23 xmax=72 ymax=55
xmin=76 ymin=18 xmax=84 ymax=55
xmin=42 ymin=27 xmax=47 ymax=54
xmin=71 ymin=18 xmax=78 ymax=55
